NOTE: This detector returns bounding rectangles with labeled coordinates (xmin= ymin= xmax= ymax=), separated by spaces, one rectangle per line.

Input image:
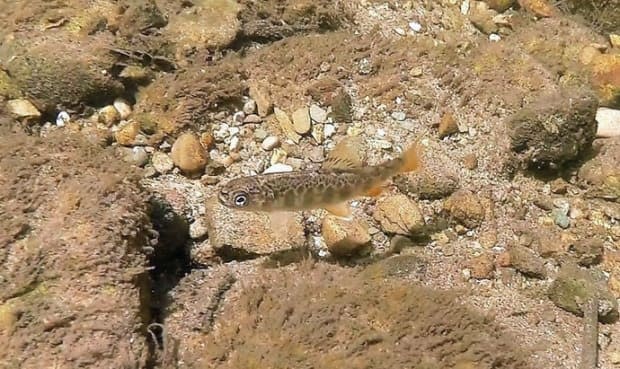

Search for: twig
xmin=579 ymin=297 xmax=599 ymax=369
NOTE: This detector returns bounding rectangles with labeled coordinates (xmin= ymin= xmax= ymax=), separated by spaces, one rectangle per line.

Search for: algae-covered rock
xmin=548 ymin=263 xmax=618 ymax=321
xmin=0 ymin=33 xmax=123 ymax=112
xmin=507 ymin=88 xmax=598 ymax=169
xmin=579 ymin=137 xmax=620 ymax=200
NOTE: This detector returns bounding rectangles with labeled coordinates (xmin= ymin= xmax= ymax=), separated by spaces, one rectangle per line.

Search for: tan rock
xmin=249 ymin=82 xmax=273 ymax=117
xmin=98 ymin=105 xmax=121 ymax=127
xmin=443 ymin=190 xmax=486 ymax=228
xmin=322 ymin=215 xmax=371 ymax=257
xmin=508 ymin=245 xmax=546 ymax=278
xmin=589 ymin=53 xmax=620 ymax=108
xmin=274 ymin=107 xmax=302 ymax=143
xmin=373 ymin=194 xmax=425 ymax=235
xmin=291 ymin=107 xmax=312 ymax=134
xmin=463 ymin=153 xmax=478 ymax=170
xmin=114 ymin=120 xmax=140 ymax=146
xmin=171 ymin=132 xmax=208 ymax=174
xmin=483 ymin=0 xmax=516 ymax=12
xmin=438 ymin=112 xmax=459 ymax=138
xmin=204 ymin=197 xmax=305 ymax=255
xmin=517 ymin=0 xmax=556 ymax=17
xmin=468 ymin=254 xmax=495 ymax=279
xmin=7 ymin=99 xmax=41 ymax=119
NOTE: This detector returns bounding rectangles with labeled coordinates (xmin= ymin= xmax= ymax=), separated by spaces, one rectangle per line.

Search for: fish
xmin=218 ymin=138 xmax=423 ymax=220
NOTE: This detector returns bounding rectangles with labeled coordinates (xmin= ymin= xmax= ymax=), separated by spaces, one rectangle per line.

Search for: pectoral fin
xmin=324 ymin=202 xmax=352 ymax=219
xmin=365 ymin=184 xmax=384 ymax=197
xmin=323 ymin=137 xmax=365 ymax=170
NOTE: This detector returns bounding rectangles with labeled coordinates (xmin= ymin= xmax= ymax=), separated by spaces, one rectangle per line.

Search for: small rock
xmin=249 ymin=82 xmax=273 ymax=117
xmin=463 ymin=153 xmax=478 ymax=170
xmin=113 ymin=97 xmax=132 ymax=119
xmin=596 ymin=107 xmax=620 ymax=138
xmin=393 ymin=27 xmax=406 ymax=36
xmin=274 ymin=108 xmax=302 ymax=143
xmin=119 ymin=146 xmax=148 ymax=167
xmin=7 ymin=99 xmax=41 ymax=119
xmin=243 ymin=99 xmax=257 ymax=115
xmin=570 ymin=238 xmax=604 ymax=266
xmin=489 ymin=33 xmax=501 ymax=42
xmin=261 ymin=136 xmax=280 ymax=151
xmin=322 ymin=215 xmax=371 ymax=257
xmin=291 ymin=107 xmax=312 ymax=134
xmin=56 ymin=111 xmax=70 ymax=127
xmin=311 ymin=124 xmax=324 ymax=144
xmin=98 ymin=105 xmax=121 ymax=127
xmin=232 ymin=111 xmax=245 ymax=125
xmin=309 ymin=104 xmax=328 ymax=123
xmin=508 ymin=245 xmax=546 ymax=278
xmin=519 ymin=0 xmax=555 ymax=17
xmin=443 ymin=190 xmax=486 ymax=228
xmin=552 ymin=208 xmax=570 ymax=229
xmin=171 ymin=132 xmax=208 ymax=175
xmin=200 ymin=132 xmax=215 ymax=150
xmin=439 ymin=112 xmax=459 ymax=138
xmin=229 ymin=136 xmax=240 ymax=152
xmin=264 ymin=163 xmax=293 ymax=174
xmin=483 ymin=0 xmax=516 ymax=12
xmin=547 ymin=263 xmax=618 ymax=320
xmin=270 ymin=147 xmax=288 ymax=165
xmin=391 ymin=111 xmax=406 ymax=121
xmin=254 ymin=129 xmax=268 ymax=141
xmin=373 ymin=194 xmax=425 ymax=235
xmin=114 ymin=120 xmax=140 ymax=146
xmin=151 ymin=151 xmax=174 ymax=174
xmin=410 ymin=67 xmax=423 ymax=77
xmin=243 ymin=114 xmax=262 ymax=124
xmin=324 ymin=124 xmax=336 ymax=138
xmin=142 ymin=166 xmax=157 ymax=178
xmin=469 ymin=1 xmax=499 ymax=34
xmin=468 ymin=253 xmax=495 ymax=279
xmin=189 ymin=219 xmax=208 ymax=240
xmin=408 ymin=21 xmax=422 ymax=32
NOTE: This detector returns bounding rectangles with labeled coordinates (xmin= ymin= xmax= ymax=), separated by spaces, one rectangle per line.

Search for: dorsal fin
xmin=323 ymin=137 xmax=365 ymax=170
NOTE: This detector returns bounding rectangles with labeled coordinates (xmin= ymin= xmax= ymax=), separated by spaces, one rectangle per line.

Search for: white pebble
xmin=56 ymin=111 xmax=70 ymax=127
xmin=228 ymin=126 xmax=240 ymax=136
xmin=596 ymin=107 xmax=620 ymax=137
xmin=489 ymin=33 xmax=501 ymax=42
xmin=233 ymin=111 xmax=245 ymax=124
xmin=263 ymin=163 xmax=293 ymax=174
xmin=113 ymin=98 xmax=132 ymax=119
xmin=261 ymin=136 xmax=280 ymax=151
xmin=324 ymin=124 xmax=336 ymax=138
xmin=409 ymin=21 xmax=422 ymax=32
xmin=394 ymin=27 xmax=406 ymax=36
xmin=229 ymin=136 xmax=240 ymax=151
xmin=309 ymin=104 xmax=328 ymax=123
xmin=243 ymin=99 xmax=257 ymax=115
xmin=391 ymin=111 xmax=406 ymax=121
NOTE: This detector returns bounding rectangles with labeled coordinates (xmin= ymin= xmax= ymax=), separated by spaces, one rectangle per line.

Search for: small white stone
xmin=233 ymin=111 xmax=245 ymax=124
xmin=461 ymin=0 xmax=470 ymax=15
xmin=243 ymin=99 xmax=257 ymax=115
xmin=489 ymin=33 xmax=501 ymax=42
xmin=261 ymin=136 xmax=280 ymax=151
xmin=56 ymin=111 xmax=70 ymax=127
xmin=596 ymin=107 xmax=620 ymax=137
xmin=263 ymin=163 xmax=293 ymax=174
xmin=113 ymin=98 xmax=132 ymax=119
xmin=229 ymin=136 xmax=240 ymax=151
xmin=309 ymin=104 xmax=328 ymax=123
xmin=409 ymin=21 xmax=422 ymax=32
xmin=228 ymin=126 xmax=240 ymax=136
xmin=324 ymin=124 xmax=336 ymax=138
xmin=377 ymin=128 xmax=386 ymax=137
xmin=391 ymin=111 xmax=406 ymax=121
xmin=151 ymin=151 xmax=174 ymax=174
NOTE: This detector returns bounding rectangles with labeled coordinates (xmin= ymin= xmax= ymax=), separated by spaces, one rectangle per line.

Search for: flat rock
xmin=443 ymin=189 xmax=487 ymax=228
xmin=151 ymin=151 xmax=174 ymax=174
xmin=204 ymin=196 xmax=305 ymax=256
xmin=309 ymin=104 xmax=328 ymax=123
xmin=274 ymin=107 xmax=302 ymax=143
xmin=249 ymin=82 xmax=273 ymax=117
xmin=7 ymin=99 xmax=41 ymax=118
xmin=508 ymin=245 xmax=546 ymax=279
xmin=373 ymin=194 xmax=425 ymax=235
xmin=291 ymin=107 xmax=312 ymax=134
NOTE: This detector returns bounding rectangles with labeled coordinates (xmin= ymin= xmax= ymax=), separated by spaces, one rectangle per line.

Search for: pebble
xmin=261 ymin=136 xmax=280 ymax=151
xmin=189 ymin=219 xmax=208 ymax=239
xmin=309 ymin=104 xmax=328 ymax=123
xmin=113 ymin=98 xmax=132 ymax=119
xmin=443 ymin=190 xmax=486 ymax=228
xmin=243 ymin=114 xmax=262 ymax=124
xmin=409 ymin=21 xmax=422 ymax=32
xmin=595 ymin=107 xmax=620 ymax=138
xmin=274 ymin=107 xmax=302 ymax=143
xmin=391 ymin=111 xmax=406 ymax=121
xmin=311 ymin=124 xmax=324 ymax=144
xmin=270 ymin=148 xmax=287 ymax=165
xmin=324 ymin=124 xmax=336 ymax=138
xmin=114 ymin=120 xmax=140 ymax=146
xmin=254 ymin=128 xmax=268 ymax=141
xmin=120 ymin=146 xmax=148 ymax=167
xmin=232 ymin=111 xmax=245 ymax=125
xmin=171 ymin=132 xmax=208 ymax=174
xmin=468 ymin=254 xmax=495 ymax=279
xmin=243 ymin=99 xmax=257 ymax=115
xmin=508 ymin=245 xmax=546 ymax=279
xmin=213 ymin=124 xmax=230 ymax=141
xmin=229 ymin=136 xmax=240 ymax=151
xmin=151 ymin=151 xmax=174 ymax=174
xmin=439 ymin=112 xmax=459 ymax=138
xmin=322 ymin=215 xmax=371 ymax=257
xmin=263 ymin=163 xmax=293 ymax=174
xmin=489 ymin=33 xmax=501 ymax=42
xmin=56 ymin=111 xmax=70 ymax=127
xmin=98 ymin=105 xmax=120 ymax=126
xmin=463 ymin=153 xmax=478 ymax=169
xmin=291 ymin=107 xmax=312 ymax=134
xmin=393 ymin=27 xmax=406 ymax=36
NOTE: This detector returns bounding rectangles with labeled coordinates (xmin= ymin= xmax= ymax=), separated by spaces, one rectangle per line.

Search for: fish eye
xmin=233 ymin=193 xmax=248 ymax=207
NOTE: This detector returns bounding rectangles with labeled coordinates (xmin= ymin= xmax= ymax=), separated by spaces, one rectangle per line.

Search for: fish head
xmin=218 ymin=176 xmax=273 ymax=211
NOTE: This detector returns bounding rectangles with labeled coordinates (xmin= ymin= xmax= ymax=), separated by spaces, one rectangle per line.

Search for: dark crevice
xmin=142 ymin=195 xmax=193 ymax=369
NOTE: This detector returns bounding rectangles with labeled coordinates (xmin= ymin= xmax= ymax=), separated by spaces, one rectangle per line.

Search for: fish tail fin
xmin=398 ymin=139 xmax=423 ymax=173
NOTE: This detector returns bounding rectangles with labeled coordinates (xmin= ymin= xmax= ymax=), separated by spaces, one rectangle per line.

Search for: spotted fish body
xmin=218 ymin=141 xmax=422 ymax=216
